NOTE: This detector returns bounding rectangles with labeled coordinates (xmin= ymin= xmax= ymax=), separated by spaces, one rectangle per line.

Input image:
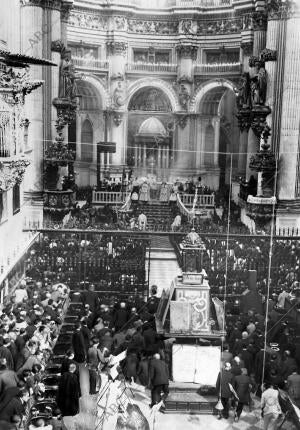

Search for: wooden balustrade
xmin=92 ymin=191 xmax=126 ymax=204
xmin=72 ymin=57 xmax=109 ymax=70
xmin=181 ymin=193 xmax=215 ymax=207
xmin=126 ymin=62 xmax=177 ymax=73
xmin=194 ymin=62 xmax=241 ymax=74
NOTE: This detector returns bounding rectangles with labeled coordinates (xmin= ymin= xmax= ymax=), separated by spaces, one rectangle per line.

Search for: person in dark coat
xmin=81 ymin=284 xmax=99 ymax=313
xmin=149 ymin=353 xmax=169 ymax=407
xmin=80 ymin=319 xmax=91 ymax=355
xmin=72 ymin=323 xmax=86 ymax=363
xmin=143 ymin=324 xmax=157 ymax=356
xmin=0 ymin=339 xmax=14 ymax=371
xmin=146 ymin=286 xmax=159 ymax=315
xmin=113 ymin=302 xmax=128 ymax=332
xmin=56 ymin=363 xmax=80 ymax=417
xmin=0 ymin=387 xmax=29 ymax=422
xmin=216 ymin=362 xmax=235 ymax=419
xmin=137 ymin=353 xmax=149 ymax=387
xmin=234 ymin=368 xmax=252 ymax=421
xmin=125 ymin=351 xmax=138 ymax=382
xmin=239 ymin=346 xmax=254 ymax=376
xmin=60 ymin=350 xmax=76 ymax=375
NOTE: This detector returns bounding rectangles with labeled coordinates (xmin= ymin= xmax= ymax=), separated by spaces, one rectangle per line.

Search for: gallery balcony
xmin=72 ymin=57 xmax=109 ymax=72
xmin=126 ymin=62 xmax=178 ymax=74
xmin=194 ymin=62 xmax=242 ymax=75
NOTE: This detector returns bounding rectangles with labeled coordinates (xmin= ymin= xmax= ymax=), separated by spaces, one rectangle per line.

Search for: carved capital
xmin=106 ymin=41 xmax=128 ymax=57
xmin=112 ymin=112 xmax=123 ymax=127
xmin=176 ymin=44 xmax=198 ymax=61
xmin=249 ymin=56 xmax=261 ymax=68
xmin=260 ymin=48 xmax=277 ymax=62
xmin=266 ymin=0 xmax=296 ymax=19
xmin=175 ymin=113 xmax=189 ymax=129
xmin=251 ymin=11 xmax=268 ymax=30
xmin=0 ymin=67 xmax=43 ymax=105
xmin=241 ymin=42 xmax=253 ymax=56
xmin=61 ymin=0 xmax=73 ymax=21
xmin=51 ymin=40 xmax=66 ymax=54
xmin=21 ymin=0 xmax=63 ymax=10
xmin=0 ymin=159 xmax=30 ymax=191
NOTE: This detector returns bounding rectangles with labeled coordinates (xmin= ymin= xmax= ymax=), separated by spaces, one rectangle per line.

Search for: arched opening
xmin=196 ymin=81 xmax=239 ymax=190
xmin=74 ymin=80 xmax=103 ymax=187
xmin=81 ymin=119 xmax=93 ymax=163
xmin=127 ymin=86 xmax=173 ymax=179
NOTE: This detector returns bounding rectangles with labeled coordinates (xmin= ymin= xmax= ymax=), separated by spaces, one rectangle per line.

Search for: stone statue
xmin=251 ymin=61 xmax=267 ymax=106
xmin=58 ymin=50 xmax=77 ymax=100
xmin=237 ymin=72 xmax=251 ymax=109
xmin=179 ymin=84 xmax=190 ymax=110
xmin=113 ymin=81 xmax=125 ymax=108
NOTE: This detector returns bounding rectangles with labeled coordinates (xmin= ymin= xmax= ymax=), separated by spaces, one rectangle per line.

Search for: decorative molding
xmin=248 ymin=56 xmax=260 ymax=67
xmin=106 ymin=41 xmax=128 ymax=57
xmin=61 ymin=0 xmax=73 ymax=22
xmin=251 ymin=11 xmax=268 ymax=31
xmin=20 ymin=0 xmax=62 ymax=10
xmin=110 ymin=73 xmax=124 ymax=82
xmin=68 ymin=10 xmax=108 ymax=30
xmin=250 ymin=107 xmax=271 ymax=137
xmin=236 ymin=108 xmax=252 ymax=132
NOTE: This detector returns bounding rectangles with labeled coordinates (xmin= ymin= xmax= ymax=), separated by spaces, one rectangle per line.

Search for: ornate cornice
xmin=20 ymin=0 xmax=63 ymax=10
xmin=236 ymin=108 xmax=252 ymax=132
xmin=176 ymin=44 xmax=198 ymax=60
xmin=0 ymin=158 xmax=30 ymax=192
xmin=251 ymin=11 xmax=268 ymax=31
xmin=251 ymin=107 xmax=271 ymax=137
xmin=106 ymin=41 xmax=128 ymax=57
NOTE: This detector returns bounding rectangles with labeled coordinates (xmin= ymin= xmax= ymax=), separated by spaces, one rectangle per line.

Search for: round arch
xmin=77 ymin=75 xmax=110 ymax=109
xmin=190 ymin=78 xmax=238 ymax=113
xmin=126 ymin=77 xmax=180 ymax=112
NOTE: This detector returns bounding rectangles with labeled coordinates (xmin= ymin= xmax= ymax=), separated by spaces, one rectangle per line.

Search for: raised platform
xmin=165 ymin=382 xmax=217 ymax=415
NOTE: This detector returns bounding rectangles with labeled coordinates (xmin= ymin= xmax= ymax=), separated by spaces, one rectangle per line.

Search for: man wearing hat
xmin=216 ymin=362 xmax=235 ymax=419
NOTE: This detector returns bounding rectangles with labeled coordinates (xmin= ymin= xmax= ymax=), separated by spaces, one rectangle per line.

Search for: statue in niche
xmin=251 ymin=61 xmax=267 ymax=106
xmin=113 ymin=81 xmax=125 ymax=108
xmin=58 ymin=50 xmax=77 ymax=100
xmin=179 ymin=84 xmax=190 ymax=110
xmin=237 ymin=72 xmax=251 ymax=109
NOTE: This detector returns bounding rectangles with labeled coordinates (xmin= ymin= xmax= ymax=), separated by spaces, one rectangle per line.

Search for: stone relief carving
xmin=58 ymin=50 xmax=77 ymax=100
xmin=127 ymin=19 xmax=178 ymax=35
xmin=250 ymin=61 xmax=267 ymax=106
xmin=178 ymin=85 xmax=190 ymax=111
xmin=128 ymin=87 xmax=172 ymax=112
xmin=112 ymin=81 xmax=125 ymax=108
xmin=106 ymin=41 xmax=127 ymax=56
xmin=236 ymin=72 xmax=251 ymax=109
xmin=260 ymin=48 xmax=277 ymax=62
xmin=114 ymin=16 xmax=128 ymax=31
xmin=68 ymin=10 xmax=108 ymax=30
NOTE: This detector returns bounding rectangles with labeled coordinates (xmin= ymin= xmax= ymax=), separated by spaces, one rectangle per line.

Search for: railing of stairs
xmin=176 ymin=189 xmax=198 ymax=223
xmin=118 ymin=192 xmax=132 ymax=213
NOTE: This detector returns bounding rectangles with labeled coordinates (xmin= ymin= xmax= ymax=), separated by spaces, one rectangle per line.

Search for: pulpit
xmin=155 ymin=230 xmax=224 ymax=414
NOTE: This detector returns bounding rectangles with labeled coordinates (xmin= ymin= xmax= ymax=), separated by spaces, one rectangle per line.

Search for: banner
xmin=212 ymin=297 xmax=225 ymax=331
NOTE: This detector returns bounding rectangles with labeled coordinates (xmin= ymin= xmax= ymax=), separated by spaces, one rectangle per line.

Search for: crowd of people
xmin=0 ymin=276 xmax=69 ymax=429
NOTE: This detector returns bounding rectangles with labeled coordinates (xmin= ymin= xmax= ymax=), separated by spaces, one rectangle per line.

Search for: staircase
xmin=139 ymin=201 xmax=174 ymax=230
xmin=146 ymin=234 xmax=181 ymax=297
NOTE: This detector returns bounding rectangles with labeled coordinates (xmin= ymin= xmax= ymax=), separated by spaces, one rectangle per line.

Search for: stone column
xmin=107 ymin=41 xmax=127 ymax=168
xmin=175 ymin=116 xmax=190 ymax=172
xmin=238 ymin=130 xmax=249 ymax=176
xmin=278 ymin=12 xmax=300 ymax=200
xmin=194 ymin=116 xmax=206 ymax=170
xmin=21 ymin=1 xmax=45 ymax=198
xmin=246 ymin=128 xmax=259 ymax=181
xmin=252 ymin=12 xmax=267 ymax=56
xmin=213 ymin=117 xmax=220 ymax=167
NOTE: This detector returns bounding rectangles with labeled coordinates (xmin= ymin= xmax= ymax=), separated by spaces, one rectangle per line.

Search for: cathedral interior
xmin=0 ymin=0 xmax=300 ymax=429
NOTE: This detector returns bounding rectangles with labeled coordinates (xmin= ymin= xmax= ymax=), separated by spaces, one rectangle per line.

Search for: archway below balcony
xmin=127 ymin=86 xmax=174 ymax=181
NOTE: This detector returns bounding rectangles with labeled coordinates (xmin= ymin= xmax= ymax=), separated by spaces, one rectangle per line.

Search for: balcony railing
xmin=102 ymin=0 xmax=231 ymax=8
xmin=93 ymin=191 xmax=128 ymax=205
xmin=194 ymin=62 xmax=242 ymax=74
xmin=72 ymin=57 xmax=109 ymax=71
xmin=181 ymin=193 xmax=215 ymax=207
xmin=126 ymin=62 xmax=178 ymax=73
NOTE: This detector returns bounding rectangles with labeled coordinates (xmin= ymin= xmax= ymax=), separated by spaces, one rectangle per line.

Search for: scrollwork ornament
xmin=260 ymin=49 xmax=277 ymax=62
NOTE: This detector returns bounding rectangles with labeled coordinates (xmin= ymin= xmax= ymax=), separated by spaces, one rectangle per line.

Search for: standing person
xmin=286 ymin=368 xmax=300 ymax=402
xmin=57 ymin=363 xmax=80 ymax=417
xmin=234 ymin=368 xmax=252 ymax=422
xmin=149 ymin=353 xmax=169 ymax=407
xmin=216 ymin=362 xmax=235 ymax=420
xmin=261 ymin=382 xmax=282 ymax=430
xmin=87 ymin=338 xmax=101 ymax=395
xmin=72 ymin=323 xmax=86 ymax=364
